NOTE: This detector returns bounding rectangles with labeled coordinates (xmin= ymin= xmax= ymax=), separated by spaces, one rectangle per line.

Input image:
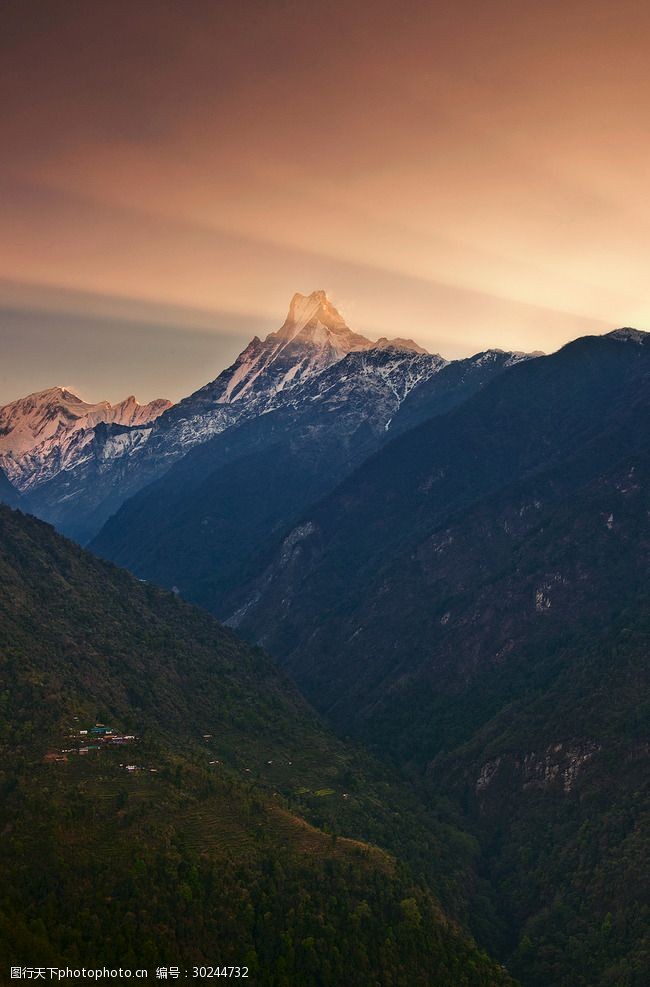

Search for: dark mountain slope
xmin=226 ymin=328 xmax=650 ymax=985
xmin=416 ymin=453 xmax=650 ymax=986
xmin=0 ymin=467 xmax=20 ymax=508
xmin=389 ymin=348 xmax=541 ymax=437
xmin=22 ymin=417 xmax=171 ymax=546
xmin=0 ymin=506 xmax=513 ymax=985
xmin=231 ymin=330 xmax=649 ymax=688
xmin=90 ymin=344 xmax=535 ymax=617
xmin=89 ymin=346 xmax=443 ymax=612
xmin=432 ymin=586 xmax=650 ymax=986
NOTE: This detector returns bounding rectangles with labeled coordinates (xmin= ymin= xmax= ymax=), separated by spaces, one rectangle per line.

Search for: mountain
xmin=88 ymin=342 xmax=446 ymax=606
xmin=200 ymin=288 xmax=378 ymax=405
xmin=0 ymin=386 xmax=171 ymax=491
xmin=24 ymin=291 xmax=441 ymax=543
xmin=89 ymin=337 xmax=537 ymax=616
xmin=0 ymin=505 xmax=515 ymax=985
xmin=229 ymin=329 xmax=649 ymax=700
xmin=389 ymin=348 xmax=542 ymax=436
xmin=138 ymin=289 xmax=395 ymax=463
xmin=23 ymin=293 xmax=538 ymax=547
xmin=0 ymin=467 xmax=20 ymax=508
xmin=224 ymin=327 xmax=650 ymax=985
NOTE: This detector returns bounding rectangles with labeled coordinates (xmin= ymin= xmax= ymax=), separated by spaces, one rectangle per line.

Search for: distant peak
xmin=15 ymin=388 xmax=170 ymax=415
xmin=293 ymin=288 xmax=328 ymax=306
xmin=373 ymin=336 xmax=429 ymax=355
xmin=12 ymin=386 xmax=86 ymax=407
xmin=607 ymin=327 xmax=647 ymax=344
xmin=468 ymin=348 xmax=544 ymax=369
xmin=277 ymin=289 xmax=349 ymax=341
xmin=490 ymin=347 xmax=545 ymax=358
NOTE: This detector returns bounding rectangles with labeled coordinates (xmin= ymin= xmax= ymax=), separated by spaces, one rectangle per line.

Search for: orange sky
xmin=2 ymin=0 xmax=650 ymax=402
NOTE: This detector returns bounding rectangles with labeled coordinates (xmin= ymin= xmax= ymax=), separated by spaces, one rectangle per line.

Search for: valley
xmin=1 ymin=294 xmax=648 ymax=986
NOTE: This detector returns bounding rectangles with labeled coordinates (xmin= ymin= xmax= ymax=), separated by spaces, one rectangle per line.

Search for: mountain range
xmin=88 ymin=341 xmax=536 ymax=616
xmin=0 ymin=291 xmax=536 ymax=548
xmin=6 ymin=292 xmax=447 ymax=541
xmin=228 ymin=327 xmax=649 ymax=708
xmin=2 ymin=292 xmax=648 ymax=985
xmin=0 ymin=387 xmax=171 ymax=491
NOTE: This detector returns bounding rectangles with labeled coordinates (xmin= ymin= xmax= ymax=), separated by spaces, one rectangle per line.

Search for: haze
xmin=2 ymin=0 xmax=650 ymax=403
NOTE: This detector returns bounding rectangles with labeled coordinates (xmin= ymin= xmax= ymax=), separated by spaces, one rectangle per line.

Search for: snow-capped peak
xmin=0 ymin=387 xmax=171 ymax=489
xmin=466 ymin=348 xmax=545 ymax=369
xmin=152 ymin=291 xmax=436 ymax=460
xmin=269 ymin=290 xmax=373 ymax=355
xmin=277 ymin=290 xmax=348 ymax=341
xmin=373 ymin=336 xmax=430 ymax=355
xmin=197 ymin=291 xmax=377 ymax=408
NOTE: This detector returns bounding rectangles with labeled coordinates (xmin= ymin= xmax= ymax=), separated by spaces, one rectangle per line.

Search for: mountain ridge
xmin=219 ymin=326 xmax=649 ymax=986
xmin=229 ymin=329 xmax=650 ymax=677
xmin=0 ymin=386 xmax=171 ymax=491
xmin=89 ymin=338 xmax=540 ymax=614
xmin=24 ymin=291 xmax=539 ymax=544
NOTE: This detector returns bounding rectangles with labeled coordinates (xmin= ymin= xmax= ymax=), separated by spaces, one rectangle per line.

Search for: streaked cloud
xmin=1 ymin=0 xmax=649 ymax=402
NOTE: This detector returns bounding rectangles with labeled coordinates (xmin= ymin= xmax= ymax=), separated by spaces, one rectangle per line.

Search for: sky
xmin=2 ymin=0 xmax=650 ymax=403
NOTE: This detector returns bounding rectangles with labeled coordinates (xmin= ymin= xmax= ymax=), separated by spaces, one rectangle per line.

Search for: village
xmin=44 ymin=723 xmax=348 ymax=794
xmin=43 ymin=721 xmax=147 ymax=772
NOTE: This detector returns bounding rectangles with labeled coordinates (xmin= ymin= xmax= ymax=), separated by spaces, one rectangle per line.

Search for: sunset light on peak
xmin=2 ymin=4 xmax=650 ymax=982
xmin=3 ymin=0 xmax=650 ymax=403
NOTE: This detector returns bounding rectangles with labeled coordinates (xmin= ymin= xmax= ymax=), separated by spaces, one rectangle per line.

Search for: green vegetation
xmin=0 ymin=506 xmax=514 ymax=985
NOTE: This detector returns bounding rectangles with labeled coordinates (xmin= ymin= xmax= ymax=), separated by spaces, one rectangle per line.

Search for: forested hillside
xmin=0 ymin=506 xmax=514 ymax=985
